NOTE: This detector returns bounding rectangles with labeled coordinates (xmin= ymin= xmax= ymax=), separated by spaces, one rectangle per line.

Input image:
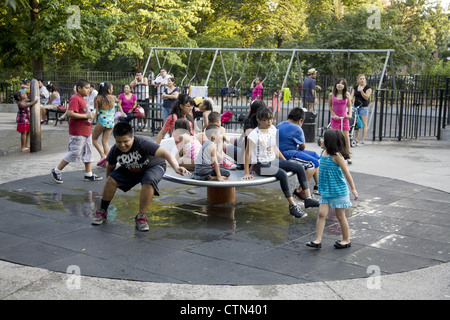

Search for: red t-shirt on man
xmin=68 ymin=93 xmax=93 ymax=136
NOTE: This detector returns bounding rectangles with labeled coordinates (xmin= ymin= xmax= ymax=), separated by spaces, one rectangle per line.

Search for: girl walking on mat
xmin=306 ymin=129 xmax=358 ymax=249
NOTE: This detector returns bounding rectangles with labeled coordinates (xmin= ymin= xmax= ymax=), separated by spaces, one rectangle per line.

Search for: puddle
xmin=0 ymin=185 xmax=366 ymax=242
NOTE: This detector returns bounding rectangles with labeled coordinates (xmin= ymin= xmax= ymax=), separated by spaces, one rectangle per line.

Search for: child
xmin=243 ymin=107 xmax=319 ymax=218
xmin=200 ymin=111 xmax=236 ymax=169
xmin=193 ymin=121 xmax=231 ymax=182
xmin=14 ymin=92 xmax=38 ymax=152
xmin=251 ymin=77 xmax=263 ymax=101
xmin=277 ymin=107 xmax=320 ymax=196
xmin=306 ymin=129 xmax=358 ymax=249
xmin=155 ymin=94 xmax=195 ymax=144
xmin=328 ymin=78 xmax=353 ymax=164
xmin=173 ymin=118 xmax=202 ymax=171
xmin=93 ymin=82 xmax=116 ymax=167
xmin=51 ymin=79 xmax=100 ymax=184
xmin=92 ymin=122 xmax=190 ymax=231
xmin=199 ymin=98 xmax=213 ymax=131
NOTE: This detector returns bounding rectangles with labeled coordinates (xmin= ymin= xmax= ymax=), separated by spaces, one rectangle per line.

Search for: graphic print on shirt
xmin=116 ymin=151 xmax=150 ymax=172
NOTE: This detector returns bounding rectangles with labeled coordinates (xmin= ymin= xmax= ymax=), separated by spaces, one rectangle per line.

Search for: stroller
xmin=317 ymin=109 xmax=358 ymax=147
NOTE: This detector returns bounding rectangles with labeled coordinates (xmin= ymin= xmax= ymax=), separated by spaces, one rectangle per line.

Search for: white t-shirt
xmin=247 ymin=125 xmax=278 ymax=164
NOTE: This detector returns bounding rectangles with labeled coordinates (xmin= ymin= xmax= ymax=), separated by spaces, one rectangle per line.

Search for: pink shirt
xmin=330 ymin=96 xmax=350 ymax=131
xmin=118 ymin=93 xmax=137 ymax=112
xmin=252 ymin=83 xmax=263 ymax=100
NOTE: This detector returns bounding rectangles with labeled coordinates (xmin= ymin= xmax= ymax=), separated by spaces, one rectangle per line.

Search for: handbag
xmin=133 ymin=106 xmax=145 ymax=118
xmin=356 ymin=109 xmax=364 ymax=129
xmin=57 ymin=104 xmax=66 ymax=111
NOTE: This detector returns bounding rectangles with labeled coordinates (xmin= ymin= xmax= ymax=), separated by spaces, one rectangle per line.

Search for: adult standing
xmin=130 ymin=70 xmax=149 ymax=130
xmin=302 ymin=68 xmax=321 ymax=111
xmin=152 ymin=68 xmax=169 ymax=104
xmin=161 ymin=76 xmax=179 ymax=124
xmin=85 ymin=83 xmax=98 ymax=112
xmin=350 ymin=74 xmax=371 ymax=145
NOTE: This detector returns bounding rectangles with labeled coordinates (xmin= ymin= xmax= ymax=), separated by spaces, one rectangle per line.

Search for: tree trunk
xmin=29 ymin=0 xmax=44 ymax=78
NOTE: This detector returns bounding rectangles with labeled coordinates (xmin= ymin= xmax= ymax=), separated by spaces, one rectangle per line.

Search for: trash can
xmin=303 ymin=110 xmax=317 ymax=143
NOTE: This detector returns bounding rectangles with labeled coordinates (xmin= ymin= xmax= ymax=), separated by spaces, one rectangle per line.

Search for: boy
xmin=277 ymin=107 xmax=319 ymax=196
xmin=51 ymin=80 xmax=99 ymax=184
xmin=193 ymin=118 xmax=231 ymax=182
xmin=199 ymin=111 xmax=236 ymax=169
xmin=92 ymin=122 xmax=189 ymax=231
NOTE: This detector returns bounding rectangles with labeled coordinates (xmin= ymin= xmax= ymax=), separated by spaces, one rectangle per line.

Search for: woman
xmin=351 ymin=74 xmax=372 ymax=145
xmin=155 ymin=94 xmax=194 ymax=144
xmin=93 ymin=82 xmax=116 ymax=167
xmin=41 ymin=83 xmax=61 ymax=122
xmin=161 ymin=76 xmax=179 ymax=124
xmin=117 ymin=84 xmax=137 ymax=123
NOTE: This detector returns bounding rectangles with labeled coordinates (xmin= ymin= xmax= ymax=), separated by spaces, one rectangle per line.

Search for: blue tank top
xmin=318 ymin=152 xmax=349 ymax=198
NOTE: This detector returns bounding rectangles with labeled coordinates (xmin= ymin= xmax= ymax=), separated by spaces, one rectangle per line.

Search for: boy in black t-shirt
xmin=92 ymin=122 xmax=189 ymax=231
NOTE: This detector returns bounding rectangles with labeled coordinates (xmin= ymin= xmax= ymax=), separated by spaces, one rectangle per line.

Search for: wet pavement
xmin=0 ymin=112 xmax=449 ymax=299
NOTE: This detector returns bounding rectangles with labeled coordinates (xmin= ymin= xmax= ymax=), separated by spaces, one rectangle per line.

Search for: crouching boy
xmin=92 ymin=122 xmax=189 ymax=231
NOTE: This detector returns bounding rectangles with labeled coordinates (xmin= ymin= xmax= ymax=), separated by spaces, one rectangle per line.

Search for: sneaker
xmin=220 ymin=157 xmax=237 ymax=170
xmin=84 ymin=174 xmax=103 ymax=182
xmin=135 ymin=213 xmax=149 ymax=231
xmin=313 ymin=185 xmax=320 ymax=195
xmin=304 ymin=197 xmax=320 ymax=208
xmin=51 ymin=168 xmax=63 ymax=184
xmin=92 ymin=209 xmax=107 ymax=225
xmin=289 ymin=204 xmax=308 ymax=219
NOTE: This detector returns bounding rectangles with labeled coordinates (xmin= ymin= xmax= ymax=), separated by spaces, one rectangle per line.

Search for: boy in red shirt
xmin=51 ymin=79 xmax=101 ymax=184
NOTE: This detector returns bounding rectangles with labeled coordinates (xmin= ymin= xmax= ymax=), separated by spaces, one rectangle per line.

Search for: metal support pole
xmin=205 ymin=49 xmax=218 ymax=87
xmin=378 ymin=51 xmax=390 ymax=91
xmin=29 ymin=79 xmax=41 ymax=152
xmin=275 ymin=51 xmax=296 ymax=118
xmin=142 ymin=47 xmax=154 ymax=78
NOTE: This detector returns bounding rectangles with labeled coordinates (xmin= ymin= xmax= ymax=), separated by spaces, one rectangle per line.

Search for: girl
xmin=118 ymin=84 xmax=137 ymax=123
xmin=328 ymin=78 xmax=353 ymax=164
xmin=251 ymin=77 xmax=263 ymax=101
xmin=351 ymin=74 xmax=372 ymax=145
xmin=93 ymin=82 xmax=116 ymax=167
xmin=199 ymin=98 xmax=213 ymax=131
xmin=173 ymin=118 xmax=202 ymax=171
xmin=306 ymin=129 xmax=358 ymax=249
xmin=14 ymin=92 xmax=38 ymax=152
xmin=243 ymin=107 xmax=319 ymax=218
xmin=155 ymin=94 xmax=195 ymax=144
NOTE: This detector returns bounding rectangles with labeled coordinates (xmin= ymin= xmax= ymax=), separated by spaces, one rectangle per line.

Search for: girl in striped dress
xmin=307 ymin=129 xmax=358 ymax=249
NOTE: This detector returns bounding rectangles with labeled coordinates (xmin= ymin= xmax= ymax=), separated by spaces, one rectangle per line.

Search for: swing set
xmin=145 ymin=46 xmax=395 ymax=87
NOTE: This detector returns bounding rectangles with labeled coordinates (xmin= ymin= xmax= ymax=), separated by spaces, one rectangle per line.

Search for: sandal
xmin=334 ymin=240 xmax=351 ymax=249
xmin=306 ymin=241 xmax=322 ymax=249
xmin=97 ymin=158 xmax=107 ymax=167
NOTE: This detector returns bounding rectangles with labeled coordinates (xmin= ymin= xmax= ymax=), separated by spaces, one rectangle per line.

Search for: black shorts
xmin=109 ymin=165 xmax=165 ymax=195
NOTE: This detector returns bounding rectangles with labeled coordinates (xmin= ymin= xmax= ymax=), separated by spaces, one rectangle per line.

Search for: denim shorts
xmin=358 ymin=106 xmax=369 ymax=116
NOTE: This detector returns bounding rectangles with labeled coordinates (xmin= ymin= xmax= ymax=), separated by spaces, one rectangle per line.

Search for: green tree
xmin=1 ymin=0 xmax=117 ymax=76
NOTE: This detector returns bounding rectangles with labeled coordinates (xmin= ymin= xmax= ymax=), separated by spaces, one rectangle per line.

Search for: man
xmin=152 ymin=68 xmax=169 ymax=104
xmin=130 ymin=71 xmax=150 ymax=131
xmin=38 ymin=79 xmax=49 ymax=105
xmin=91 ymin=122 xmax=189 ymax=231
xmin=302 ymin=68 xmax=321 ymax=111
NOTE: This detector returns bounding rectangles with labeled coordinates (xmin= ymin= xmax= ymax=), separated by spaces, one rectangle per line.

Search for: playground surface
xmin=0 ymin=113 xmax=449 ymax=300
